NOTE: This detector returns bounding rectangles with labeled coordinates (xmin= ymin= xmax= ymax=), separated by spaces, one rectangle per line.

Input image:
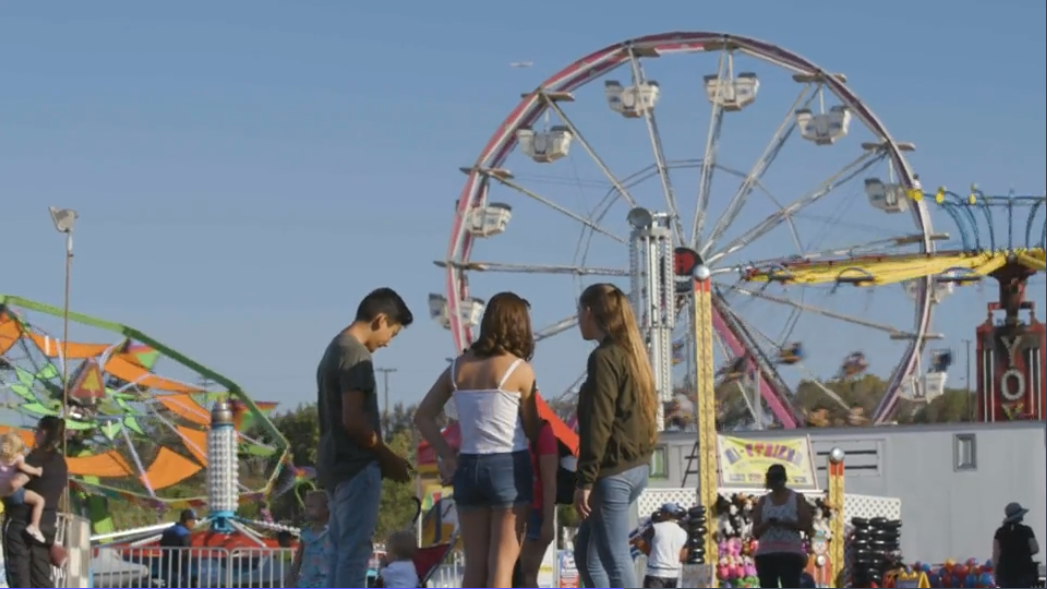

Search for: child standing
xmin=0 ymin=433 xmax=46 ymax=543
xmin=380 ymin=531 xmax=419 ymax=588
xmin=641 ymin=504 xmax=689 ymax=588
xmin=289 ymin=491 xmax=332 ymax=588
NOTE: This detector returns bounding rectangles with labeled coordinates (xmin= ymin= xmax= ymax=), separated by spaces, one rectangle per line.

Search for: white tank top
xmin=452 ymin=358 xmax=529 ymax=455
xmin=757 ymin=491 xmax=805 ymax=555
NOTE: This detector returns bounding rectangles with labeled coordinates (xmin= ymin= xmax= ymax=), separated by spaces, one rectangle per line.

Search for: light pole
xmin=48 ymin=206 xmax=77 ymax=512
xmin=48 ymin=207 xmax=78 ymax=416
xmin=377 ymin=367 xmax=397 ymax=432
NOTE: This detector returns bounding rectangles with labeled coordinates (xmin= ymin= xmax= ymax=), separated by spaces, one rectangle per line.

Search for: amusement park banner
xmin=717 ymin=435 xmax=820 ymax=491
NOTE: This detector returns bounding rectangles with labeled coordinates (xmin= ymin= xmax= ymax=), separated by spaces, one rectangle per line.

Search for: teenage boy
xmin=317 ymin=287 xmax=414 ymax=587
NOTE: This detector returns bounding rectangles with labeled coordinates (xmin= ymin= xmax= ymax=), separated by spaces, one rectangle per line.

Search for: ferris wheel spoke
xmin=690 ymin=52 xmax=728 ymax=246
xmin=434 ymin=260 xmax=627 ymax=277
xmin=627 ymin=49 xmax=684 ymax=242
xmin=700 ymin=85 xmax=815 ymax=255
xmin=707 ymin=150 xmax=884 ymax=265
xmin=541 ymin=95 xmax=637 ymax=208
xmin=719 ymin=282 xmax=921 ymax=338
xmin=485 ymin=171 xmax=627 ymax=243
xmin=535 ymin=315 xmax=579 ymax=342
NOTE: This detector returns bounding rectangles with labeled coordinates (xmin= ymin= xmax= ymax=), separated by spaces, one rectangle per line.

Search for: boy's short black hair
xmin=355 ymin=287 xmax=414 ymax=327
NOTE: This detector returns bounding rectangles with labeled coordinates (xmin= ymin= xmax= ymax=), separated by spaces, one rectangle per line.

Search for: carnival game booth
xmin=635 ymin=433 xmax=902 ymax=588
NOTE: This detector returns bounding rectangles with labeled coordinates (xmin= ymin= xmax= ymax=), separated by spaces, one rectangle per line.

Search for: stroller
xmin=374 ymin=497 xmax=459 ymax=588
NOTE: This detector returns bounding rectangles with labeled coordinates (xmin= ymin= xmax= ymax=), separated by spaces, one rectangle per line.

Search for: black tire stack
xmin=848 ymin=517 xmax=901 ymax=587
xmin=684 ymin=505 xmax=708 ymax=564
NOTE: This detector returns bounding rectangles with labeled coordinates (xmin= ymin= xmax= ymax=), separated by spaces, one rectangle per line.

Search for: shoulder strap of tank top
xmin=449 ymin=358 xmax=458 ymax=391
xmin=498 ymin=358 xmax=524 ymax=389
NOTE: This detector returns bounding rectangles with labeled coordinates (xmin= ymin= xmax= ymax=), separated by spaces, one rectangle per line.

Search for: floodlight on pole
xmin=626 ymin=207 xmax=654 ymax=229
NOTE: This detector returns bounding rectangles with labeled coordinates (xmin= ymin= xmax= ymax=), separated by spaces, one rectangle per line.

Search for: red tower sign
xmin=975 ymin=263 xmax=1045 ymax=422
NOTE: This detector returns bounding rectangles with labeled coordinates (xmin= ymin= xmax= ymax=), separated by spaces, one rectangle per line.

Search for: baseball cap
xmin=180 ymin=509 xmax=199 ymax=523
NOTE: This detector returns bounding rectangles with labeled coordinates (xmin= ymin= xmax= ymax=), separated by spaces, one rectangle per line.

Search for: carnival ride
xmin=740 ymin=186 xmax=1045 ymax=424
xmin=0 ymin=294 xmax=293 ymax=540
xmin=434 ymin=31 xmax=943 ymax=429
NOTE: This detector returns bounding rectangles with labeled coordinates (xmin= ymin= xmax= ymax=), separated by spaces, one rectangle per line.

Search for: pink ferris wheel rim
xmin=443 ymin=31 xmax=933 ymax=425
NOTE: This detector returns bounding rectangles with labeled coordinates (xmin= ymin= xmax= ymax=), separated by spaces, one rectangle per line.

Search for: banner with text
xmin=717 ymin=435 xmax=820 ymax=491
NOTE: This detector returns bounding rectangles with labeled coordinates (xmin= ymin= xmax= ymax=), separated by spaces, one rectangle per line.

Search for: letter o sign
xmin=1000 ymin=369 xmax=1026 ymax=402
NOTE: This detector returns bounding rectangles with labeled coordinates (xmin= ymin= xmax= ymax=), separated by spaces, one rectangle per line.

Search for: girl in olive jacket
xmin=573 ymin=283 xmax=659 ymax=589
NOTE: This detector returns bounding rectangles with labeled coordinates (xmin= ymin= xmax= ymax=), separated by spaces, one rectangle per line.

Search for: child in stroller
xmin=374 ymin=498 xmax=459 ymax=588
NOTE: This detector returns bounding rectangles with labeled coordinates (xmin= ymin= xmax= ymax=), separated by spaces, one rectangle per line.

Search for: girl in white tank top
xmin=413 ymin=291 xmax=540 ymax=588
xmin=451 ymin=357 xmax=530 ymax=455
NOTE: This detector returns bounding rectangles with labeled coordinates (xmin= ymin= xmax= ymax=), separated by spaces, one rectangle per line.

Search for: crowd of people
xmin=305 ymin=286 xmax=1043 ymax=589
xmin=309 ymin=284 xmax=659 ymax=588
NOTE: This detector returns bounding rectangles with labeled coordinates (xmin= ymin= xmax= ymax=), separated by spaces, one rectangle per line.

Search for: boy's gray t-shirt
xmin=316 ymin=332 xmax=382 ymax=490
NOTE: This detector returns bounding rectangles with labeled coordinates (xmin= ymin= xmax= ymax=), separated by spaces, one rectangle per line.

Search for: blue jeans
xmin=327 ymin=462 xmax=381 ymax=587
xmin=574 ymin=464 xmax=649 ymax=588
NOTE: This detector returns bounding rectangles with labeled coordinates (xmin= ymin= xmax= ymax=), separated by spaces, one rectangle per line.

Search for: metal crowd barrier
xmin=91 ymin=545 xmax=295 ymax=588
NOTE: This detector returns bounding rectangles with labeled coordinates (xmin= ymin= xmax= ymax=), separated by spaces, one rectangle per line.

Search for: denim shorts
xmin=7 ymin=487 xmax=24 ymax=505
xmin=453 ymin=450 xmax=533 ymax=509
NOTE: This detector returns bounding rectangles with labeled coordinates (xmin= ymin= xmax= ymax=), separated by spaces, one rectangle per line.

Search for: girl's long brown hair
xmin=471 ymin=292 xmax=534 ymax=361
xmin=580 ymin=283 xmax=657 ymax=444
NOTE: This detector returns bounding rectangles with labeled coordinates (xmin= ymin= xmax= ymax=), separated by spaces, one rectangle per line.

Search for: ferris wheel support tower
xmin=627 ymin=208 xmax=676 ymax=430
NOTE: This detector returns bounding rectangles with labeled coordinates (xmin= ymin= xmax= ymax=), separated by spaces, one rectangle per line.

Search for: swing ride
xmin=0 ymin=294 xmax=294 ymax=537
xmin=740 ymin=186 xmax=1045 ymax=424
xmin=433 ymin=30 xmax=942 ymax=430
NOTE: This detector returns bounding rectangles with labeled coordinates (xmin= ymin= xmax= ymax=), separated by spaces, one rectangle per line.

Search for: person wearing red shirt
xmin=517 ymin=421 xmax=559 ymax=587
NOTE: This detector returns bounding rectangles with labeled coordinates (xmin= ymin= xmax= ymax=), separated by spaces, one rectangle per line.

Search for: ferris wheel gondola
xmin=436 ymin=32 xmax=936 ymax=428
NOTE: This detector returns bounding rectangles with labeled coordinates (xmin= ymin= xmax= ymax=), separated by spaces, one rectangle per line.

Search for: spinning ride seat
xmin=931 ymin=349 xmax=953 ymax=373
xmin=840 ymin=352 xmax=869 ymax=377
xmin=717 ymin=357 xmax=748 ymax=381
xmin=778 ymin=343 xmax=804 ymax=364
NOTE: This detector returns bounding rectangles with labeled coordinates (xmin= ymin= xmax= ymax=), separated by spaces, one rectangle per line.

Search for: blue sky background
xmin=2 ymin=1 xmax=1044 ymax=413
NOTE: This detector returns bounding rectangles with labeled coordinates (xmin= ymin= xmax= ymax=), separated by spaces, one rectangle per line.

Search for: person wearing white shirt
xmin=379 ymin=531 xmax=420 ymax=588
xmin=641 ymin=505 xmax=689 ymax=588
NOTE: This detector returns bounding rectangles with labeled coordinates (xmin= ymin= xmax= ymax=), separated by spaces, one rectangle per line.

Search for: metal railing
xmin=91 ymin=546 xmax=296 ymax=588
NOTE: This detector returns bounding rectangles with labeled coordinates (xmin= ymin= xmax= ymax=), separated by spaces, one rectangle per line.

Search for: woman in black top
xmin=994 ymin=502 xmax=1039 ymax=588
xmin=2 ymin=416 xmax=68 ymax=588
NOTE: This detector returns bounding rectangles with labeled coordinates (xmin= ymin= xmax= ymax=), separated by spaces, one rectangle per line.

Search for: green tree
xmin=374 ymin=428 xmax=421 ymax=540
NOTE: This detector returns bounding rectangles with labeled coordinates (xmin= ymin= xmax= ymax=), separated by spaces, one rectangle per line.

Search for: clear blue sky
xmin=2 ymin=1 xmax=1044 ymax=412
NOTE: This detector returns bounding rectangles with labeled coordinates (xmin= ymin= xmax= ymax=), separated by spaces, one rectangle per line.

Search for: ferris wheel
xmin=432 ymin=32 xmax=939 ymax=427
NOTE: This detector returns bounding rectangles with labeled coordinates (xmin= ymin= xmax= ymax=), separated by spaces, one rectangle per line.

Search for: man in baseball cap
xmin=159 ymin=508 xmax=199 ymax=585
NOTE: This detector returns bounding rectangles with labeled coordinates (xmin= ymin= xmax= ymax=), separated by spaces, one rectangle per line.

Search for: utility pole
xmin=376 ymin=367 xmax=397 ymax=432
xmin=963 ymin=339 xmax=973 ymax=421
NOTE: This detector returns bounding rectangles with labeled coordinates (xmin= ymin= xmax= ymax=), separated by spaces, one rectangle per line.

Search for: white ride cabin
xmin=865 ymin=178 xmax=910 ymax=214
xmin=465 ymin=203 xmax=512 ymax=237
xmin=428 ymin=294 xmax=485 ymax=330
xmin=703 ymin=72 xmax=759 ymax=111
xmin=516 ymin=126 xmax=573 ymax=163
xmin=604 ymin=80 xmax=659 ymax=118
xmin=796 ymin=105 xmax=852 ymax=145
